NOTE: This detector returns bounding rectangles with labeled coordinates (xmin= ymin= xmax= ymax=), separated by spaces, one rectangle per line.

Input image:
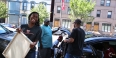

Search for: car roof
xmin=84 ymin=37 xmax=116 ymax=44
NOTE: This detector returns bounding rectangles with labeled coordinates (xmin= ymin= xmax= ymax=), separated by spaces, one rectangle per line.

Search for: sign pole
xmin=50 ymin=0 xmax=55 ymax=28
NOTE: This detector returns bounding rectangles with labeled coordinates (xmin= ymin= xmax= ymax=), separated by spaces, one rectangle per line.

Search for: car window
xmin=113 ymin=34 xmax=116 ymax=36
xmin=83 ymin=44 xmax=91 ymax=48
xmin=91 ymin=41 xmax=116 ymax=58
xmin=83 ymin=44 xmax=96 ymax=58
xmin=109 ymin=41 xmax=116 ymax=45
xmin=0 ymin=26 xmax=6 ymax=33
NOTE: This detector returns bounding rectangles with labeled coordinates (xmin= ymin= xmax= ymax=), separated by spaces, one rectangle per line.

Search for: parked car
xmin=83 ymin=37 xmax=116 ymax=58
xmin=0 ymin=24 xmax=15 ymax=58
xmin=52 ymin=28 xmax=116 ymax=58
xmin=0 ymin=23 xmax=16 ymax=32
xmin=5 ymin=27 xmax=16 ymax=32
xmin=52 ymin=27 xmax=69 ymax=45
xmin=0 ymin=23 xmax=12 ymax=28
xmin=112 ymin=34 xmax=116 ymax=38
xmin=85 ymin=31 xmax=94 ymax=38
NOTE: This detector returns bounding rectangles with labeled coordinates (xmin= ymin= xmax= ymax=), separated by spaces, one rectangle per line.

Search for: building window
xmin=39 ymin=2 xmax=47 ymax=6
xmin=8 ymin=1 xmax=20 ymax=14
xmin=107 ymin=11 xmax=112 ymax=18
xmin=22 ymin=2 xmax=27 ymax=10
xmin=65 ymin=0 xmax=70 ymax=2
xmin=96 ymin=10 xmax=101 ymax=17
xmin=106 ymin=0 xmax=111 ymax=6
xmin=31 ymin=1 xmax=35 ymax=9
xmin=21 ymin=17 xmax=27 ymax=24
xmin=114 ymin=25 xmax=116 ymax=32
xmin=67 ymin=7 xmax=71 ymax=14
xmin=31 ymin=3 xmax=35 ymax=9
xmin=62 ymin=20 xmax=71 ymax=28
xmin=57 ymin=6 xmax=61 ymax=13
xmin=102 ymin=23 xmax=111 ymax=32
xmin=100 ymin=0 xmax=105 ymax=6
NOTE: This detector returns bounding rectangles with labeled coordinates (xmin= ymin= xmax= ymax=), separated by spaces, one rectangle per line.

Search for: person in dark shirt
xmin=64 ymin=19 xmax=85 ymax=58
xmin=17 ymin=12 xmax=42 ymax=58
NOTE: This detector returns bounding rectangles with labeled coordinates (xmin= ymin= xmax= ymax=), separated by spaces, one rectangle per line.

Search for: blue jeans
xmin=65 ymin=53 xmax=81 ymax=58
xmin=25 ymin=50 xmax=36 ymax=58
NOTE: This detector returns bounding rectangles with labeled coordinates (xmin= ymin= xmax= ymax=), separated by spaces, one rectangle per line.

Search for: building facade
xmin=8 ymin=0 xmax=21 ymax=27
xmin=7 ymin=0 xmax=34 ymax=27
xmin=53 ymin=0 xmax=116 ymax=34
xmin=88 ymin=0 xmax=116 ymax=34
xmin=7 ymin=0 xmax=51 ymax=27
xmin=53 ymin=0 xmax=71 ymax=29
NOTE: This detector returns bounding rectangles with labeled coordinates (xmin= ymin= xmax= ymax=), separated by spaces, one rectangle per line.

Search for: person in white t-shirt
xmin=51 ymin=35 xmax=63 ymax=58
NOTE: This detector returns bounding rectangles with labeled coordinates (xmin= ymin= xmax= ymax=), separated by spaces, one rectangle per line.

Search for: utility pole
xmin=50 ymin=0 xmax=55 ymax=28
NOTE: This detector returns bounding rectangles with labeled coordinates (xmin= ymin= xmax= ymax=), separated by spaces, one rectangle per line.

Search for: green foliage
xmin=69 ymin=0 xmax=95 ymax=23
xmin=0 ymin=1 xmax=8 ymax=18
xmin=31 ymin=3 xmax=49 ymax=24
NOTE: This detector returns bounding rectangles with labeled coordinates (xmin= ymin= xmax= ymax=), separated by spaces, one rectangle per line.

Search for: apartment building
xmin=53 ymin=0 xmax=71 ymax=29
xmin=7 ymin=0 xmax=34 ymax=26
xmin=20 ymin=0 xmax=36 ymax=25
xmin=89 ymin=0 xmax=116 ymax=34
xmin=7 ymin=0 xmax=51 ymax=27
xmin=53 ymin=0 xmax=116 ymax=34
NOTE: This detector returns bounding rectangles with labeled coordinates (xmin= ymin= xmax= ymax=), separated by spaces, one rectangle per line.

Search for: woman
xmin=17 ymin=12 xmax=42 ymax=58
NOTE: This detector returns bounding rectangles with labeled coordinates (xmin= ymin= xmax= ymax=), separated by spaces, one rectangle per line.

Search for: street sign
xmin=2 ymin=32 xmax=32 ymax=58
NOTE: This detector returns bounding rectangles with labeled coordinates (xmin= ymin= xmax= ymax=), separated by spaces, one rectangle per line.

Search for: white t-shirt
xmin=51 ymin=40 xmax=59 ymax=49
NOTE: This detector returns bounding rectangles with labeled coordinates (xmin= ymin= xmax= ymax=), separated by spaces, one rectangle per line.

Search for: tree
xmin=31 ymin=3 xmax=49 ymax=24
xmin=0 ymin=1 xmax=8 ymax=18
xmin=69 ymin=0 xmax=95 ymax=23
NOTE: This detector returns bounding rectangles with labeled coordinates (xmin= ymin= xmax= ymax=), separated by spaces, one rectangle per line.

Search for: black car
xmin=54 ymin=28 xmax=116 ymax=58
xmin=0 ymin=24 xmax=15 ymax=58
xmin=85 ymin=31 xmax=94 ymax=38
xmin=83 ymin=37 xmax=116 ymax=58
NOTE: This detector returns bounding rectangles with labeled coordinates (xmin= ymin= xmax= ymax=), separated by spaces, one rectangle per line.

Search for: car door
xmin=90 ymin=41 xmax=116 ymax=58
xmin=82 ymin=44 xmax=97 ymax=58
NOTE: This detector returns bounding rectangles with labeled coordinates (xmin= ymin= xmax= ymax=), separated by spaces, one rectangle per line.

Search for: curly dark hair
xmin=28 ymin=12 xmax=40 ymax=26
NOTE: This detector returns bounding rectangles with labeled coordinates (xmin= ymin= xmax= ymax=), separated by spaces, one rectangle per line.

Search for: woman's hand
xmin=16 ymin=28 xmax=22 ymax=33
xmin=30 ymin=42 xmax=37 ymax=49
xmin=63 ymin=39 xmax=67 ymax=43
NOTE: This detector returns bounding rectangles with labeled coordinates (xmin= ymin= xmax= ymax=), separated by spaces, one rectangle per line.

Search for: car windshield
xmin=0 ymin=25 xmax=6 ymax=34
xmin=0 ymin=23 xmax=12 ymax=27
